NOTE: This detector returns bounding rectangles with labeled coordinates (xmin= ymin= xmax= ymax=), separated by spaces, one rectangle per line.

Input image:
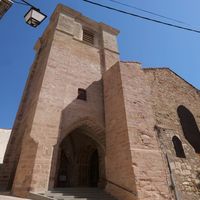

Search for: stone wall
xmin=120 ymin=63 xmax=170 ymax=200
xmin=103 ymin=62 xmax=137 ymax=200
xmin=7 ymin=4 xmax=119 ymax=197
xmin=1 ymin=4 xmax=200 ymax=200
xmin=103 ymin=62 xmax=171 ymax=200
xmin=145 ymin=68 xmax=200 ymax=199
xmin=0 ymin=49 xmax=45 ymax=190
xmin=1 ymin=10 xmax=58 ymax=195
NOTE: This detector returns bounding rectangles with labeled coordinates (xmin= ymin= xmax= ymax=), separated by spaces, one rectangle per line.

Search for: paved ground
xmin=0 ymin=195 xmax=30 ymax=200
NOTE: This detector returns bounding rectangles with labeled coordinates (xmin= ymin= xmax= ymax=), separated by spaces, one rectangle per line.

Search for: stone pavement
xmin=0 ymin=195 xmax=30 ymax=200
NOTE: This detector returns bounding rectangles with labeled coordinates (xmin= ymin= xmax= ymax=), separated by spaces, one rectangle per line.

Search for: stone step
xmin=51 ymin=188 xmax=103 ymax=192
xmin=46 ymin=194 xmax=113 ymax=198
xmin=30 ymin=188 xmax=117 ymax=200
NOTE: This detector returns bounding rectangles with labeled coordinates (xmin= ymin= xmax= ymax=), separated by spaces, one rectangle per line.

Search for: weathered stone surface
xmin=0 ymin=4 xmax=200 ymax=200
xmin=145 ymin=68 xmax=200 ymax=199
xmin=103 ymin=62 xmax=137 ymax=200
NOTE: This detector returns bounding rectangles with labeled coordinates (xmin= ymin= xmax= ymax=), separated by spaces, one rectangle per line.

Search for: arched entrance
xmin=55 ymin=129 xmax=104 ymax=188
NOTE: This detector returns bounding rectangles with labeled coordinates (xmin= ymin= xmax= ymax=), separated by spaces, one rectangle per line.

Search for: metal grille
xmin=0 ymin=0 xmax=12 ymax=19
xmin=83 ymin=29 xmax=94 ymax=45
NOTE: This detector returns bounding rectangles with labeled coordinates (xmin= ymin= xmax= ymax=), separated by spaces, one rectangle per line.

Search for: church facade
xmin=0 ymin=4 xmax=200 ymax=200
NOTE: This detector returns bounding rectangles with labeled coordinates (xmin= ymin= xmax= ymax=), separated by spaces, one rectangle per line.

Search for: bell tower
xmin=0 ymin=4 xmax=119 ymax=197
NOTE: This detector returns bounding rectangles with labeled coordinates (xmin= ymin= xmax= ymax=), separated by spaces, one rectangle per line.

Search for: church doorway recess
xmin=55 ymin=129 xmax=104 ymax=188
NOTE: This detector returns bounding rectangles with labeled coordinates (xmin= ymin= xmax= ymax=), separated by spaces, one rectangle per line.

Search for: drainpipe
xmin=166 ymin=153 xmax=182 ymax=200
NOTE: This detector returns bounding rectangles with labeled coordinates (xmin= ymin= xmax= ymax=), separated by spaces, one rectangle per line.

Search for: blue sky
xmin=0 ymin=0 xmax=200 ymax=128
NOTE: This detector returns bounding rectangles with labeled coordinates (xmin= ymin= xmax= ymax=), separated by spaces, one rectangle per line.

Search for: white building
xmin=0 ymin=129 xmax=11 ymax=163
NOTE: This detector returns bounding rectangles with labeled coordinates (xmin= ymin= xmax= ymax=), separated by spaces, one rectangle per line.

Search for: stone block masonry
xmin=0 ymin=3 xmax=200 ymax=200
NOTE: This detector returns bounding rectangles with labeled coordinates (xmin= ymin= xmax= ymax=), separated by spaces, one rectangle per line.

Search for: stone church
xmin=0 ymin=4 xmax=200 ymax=200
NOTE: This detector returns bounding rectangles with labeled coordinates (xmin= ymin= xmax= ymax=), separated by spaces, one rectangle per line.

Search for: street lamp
xmin=22 ymin=0 xmax=46 ymax=27
xmin=0 ymin=0 xmax=47 ymax=27
xmin=24 ymin=7 xmax=46 ymax=27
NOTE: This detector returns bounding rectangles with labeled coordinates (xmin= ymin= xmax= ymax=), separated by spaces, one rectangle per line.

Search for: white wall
xmin=0 ymin=129 xmax=11 ymax=163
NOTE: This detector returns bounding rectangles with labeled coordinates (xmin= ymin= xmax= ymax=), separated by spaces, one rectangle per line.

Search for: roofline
xmin=51 ymin=4 xmax=120 ymax=35
xmin=120 ymin=61 xmax=141 ymax=65
xmin=144 ymin=67 xmax=200 ymax=92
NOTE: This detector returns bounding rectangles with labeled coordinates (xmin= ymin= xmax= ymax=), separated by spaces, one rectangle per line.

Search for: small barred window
xmin=83 ymin=29 xmax=94 ymax=45
xmin=77 ymin=88 xmax=87 ymax=101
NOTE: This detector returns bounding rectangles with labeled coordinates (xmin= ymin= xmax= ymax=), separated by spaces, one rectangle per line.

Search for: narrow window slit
xmin=172 ymin=136 xmax=186 ymax=158
xmin=77 ymin=88 xmax=87 ymax=101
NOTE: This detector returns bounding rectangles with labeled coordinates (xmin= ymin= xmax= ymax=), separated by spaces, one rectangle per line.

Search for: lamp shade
xmin=24 ymin=7 xmax=46 ymax=27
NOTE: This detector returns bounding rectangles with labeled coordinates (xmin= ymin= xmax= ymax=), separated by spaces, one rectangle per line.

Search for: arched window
xmin=172 ymin=136 xmax=186 ymax=158
xmin=177 ymin=105 xmax=200 ymax=153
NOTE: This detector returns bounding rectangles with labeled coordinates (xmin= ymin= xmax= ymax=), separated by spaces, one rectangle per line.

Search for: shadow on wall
xmin=48 ymin=80 xmax=106 ymax=190
xmin=177 ymin=105 xmax=200 ymax=153
xmin=59 ymin=80 xmax=104 ymax=144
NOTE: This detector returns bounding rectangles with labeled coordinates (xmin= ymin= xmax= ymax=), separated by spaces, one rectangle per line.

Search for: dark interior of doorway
xmin=56 ymin=131 xmax=100 ymax=188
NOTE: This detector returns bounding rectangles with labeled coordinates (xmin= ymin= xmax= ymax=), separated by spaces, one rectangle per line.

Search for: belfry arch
xmin=50 ymin=124 xmax=105 ymax=189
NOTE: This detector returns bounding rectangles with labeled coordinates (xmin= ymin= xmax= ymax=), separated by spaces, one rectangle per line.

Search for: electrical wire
xmin=108 ymin=0 xmax=188 ymax=25
xmin=83 ymin=0 xmax=200 ymax=34
xmin=12 ymin=0 xmax=29 ymax=6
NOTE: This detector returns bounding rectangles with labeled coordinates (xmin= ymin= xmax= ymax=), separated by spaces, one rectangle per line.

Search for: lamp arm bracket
xmin=21 ymin=0 xmax=39 ymax=10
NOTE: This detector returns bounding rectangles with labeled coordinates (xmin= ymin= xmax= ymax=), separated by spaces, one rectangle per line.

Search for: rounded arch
xmin=177 ymin=105 xmax=200 ymax=153
xmin=172 ymin=135 xmax=186 ymax=158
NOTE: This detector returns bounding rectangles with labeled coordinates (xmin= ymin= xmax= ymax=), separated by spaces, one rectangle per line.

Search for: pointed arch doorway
xmin=55 ymin=128 xmax=104 ymax=188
